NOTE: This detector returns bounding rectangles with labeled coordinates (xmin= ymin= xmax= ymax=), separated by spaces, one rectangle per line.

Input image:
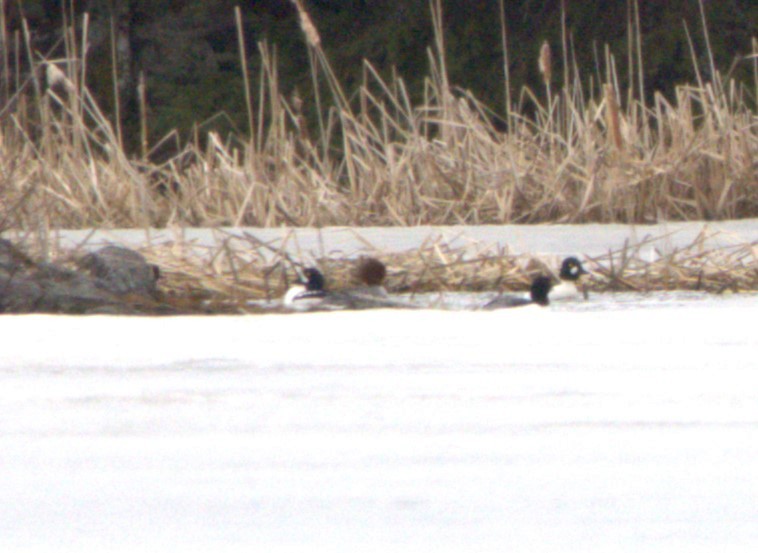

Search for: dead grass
xmin=5 ymin=221 xmax=754 ymax=315
xmin=0 ymin=2 xmax=755 ymax=231
xmin=113 ymin=229 xmax=756 ymax=313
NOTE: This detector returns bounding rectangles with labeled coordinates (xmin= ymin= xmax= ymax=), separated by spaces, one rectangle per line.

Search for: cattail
xmin=538 ymin=41 xmax=552 ymax=86
xmin=138 ymin=71 xmax=148 ymax=160
xmin=290 ymin=0 xmax=321 ymax=49
xmin=604 ymin=83 xmax=623 ymax=151
xmin=291 ymin=87 xmax=309 ymax=141
xmin=46 ymin=62 xmax=74 ymax=92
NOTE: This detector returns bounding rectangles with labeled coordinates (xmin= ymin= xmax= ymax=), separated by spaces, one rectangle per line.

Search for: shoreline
xmin=1 ymin=219 xmax=756 ymax=315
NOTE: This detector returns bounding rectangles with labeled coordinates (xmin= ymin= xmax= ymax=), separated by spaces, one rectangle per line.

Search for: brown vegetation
xmin=0 ymin=2 xmax=755 ymax=312
xmin=0 ymin=1 xmax=755 ymax=232
xmin=116 ymin=229 xmax=758 ymax=313
xmin=2 ymin=223 xmax=755 ymax=315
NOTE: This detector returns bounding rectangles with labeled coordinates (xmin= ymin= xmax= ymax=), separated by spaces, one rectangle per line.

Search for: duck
xmin=353 ymin=257 xmax=389 ymax=297
xmin=283 ymin=260 xmax=413 ymax=311
xmin=327 ymin=257 xmax=416 ymax=310
xmin=283 ymin=267 xmax=328 ymax=310
xmin=333 ymin=257 xmax=389 ymax=302
xmin=481 ymin=275 xmax=553 ymax=309
xmin=550 ymin=256 xmax=589 ymax=301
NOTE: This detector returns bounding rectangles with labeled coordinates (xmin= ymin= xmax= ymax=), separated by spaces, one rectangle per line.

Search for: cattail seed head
xmin=538 ymin=41 xmax=552 ymax=86
xmin=604 ymin=83 xmax=623 ymax=151
xmin=46 ymin=62 xmax=74 ymax=92
xmin=290 ymin=0 xmax=321 ymax=49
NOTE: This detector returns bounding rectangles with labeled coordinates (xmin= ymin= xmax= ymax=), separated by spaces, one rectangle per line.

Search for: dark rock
xmin=34 ymin=262 xmax=123 ymax=313
xmin=0 ymin=242 xmax=164 ymax=314
xmin=0 ymin=238 xmax=34 ymax=272
xmin=77 ymin=246 xmax=160 ymax=297
xmin=0 ymin=271 xmax=44 ymax=312
xmin=0 ymin=261 xmax=121 ymax=314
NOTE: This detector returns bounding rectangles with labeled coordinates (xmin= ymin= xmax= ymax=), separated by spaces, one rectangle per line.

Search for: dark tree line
xmin=4 ymin=0 xmax=756 ymax=155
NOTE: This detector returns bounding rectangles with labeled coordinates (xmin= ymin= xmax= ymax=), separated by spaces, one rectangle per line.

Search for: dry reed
xmin=93 ymin=229 xmax=757 ymax=314
xmin=0 ymin=3 xmax=755 ymax=232
xmin=8 ymin=220 xmax=754 ymax=315
xmin=604 ymin=83 xmax=623 ymax=152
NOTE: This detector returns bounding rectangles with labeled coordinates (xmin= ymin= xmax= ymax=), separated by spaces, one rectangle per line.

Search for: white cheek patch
xmin=570 ymin=265 xmax=579 ymax=276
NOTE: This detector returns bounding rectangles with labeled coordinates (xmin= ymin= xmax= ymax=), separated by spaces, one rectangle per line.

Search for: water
xmin=1 ymin=292 xmax=757 ymax=551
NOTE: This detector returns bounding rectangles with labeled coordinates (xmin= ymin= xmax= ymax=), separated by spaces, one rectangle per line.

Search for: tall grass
xmin=0 ymin=1 xmax=756 ymax=230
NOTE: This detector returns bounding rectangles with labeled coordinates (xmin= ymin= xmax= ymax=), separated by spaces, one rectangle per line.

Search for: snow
xmin=1 ymin=293 xmax=757 ymax=551
xmin=29 ymin=218 xmax=758 ymax=260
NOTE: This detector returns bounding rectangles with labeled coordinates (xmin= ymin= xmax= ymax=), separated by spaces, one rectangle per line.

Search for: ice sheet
xmin=1 ymin=293 xmax=757 ymax=551
xmin=13 ymin=218 xmax=758 ymax=260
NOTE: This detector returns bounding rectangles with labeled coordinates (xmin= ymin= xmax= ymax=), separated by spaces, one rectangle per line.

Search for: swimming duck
xmin=283 ymin=260 xmax=413 ymax=311
xmin=328 ymin=257 xmax=416 ymax=309
xmin=335 ymin=257 xmax=388 ymax=301
xmin=482 ymin=275 xmax=553 ymax=309
xmin=283 ymin=267 xmax=328 ymax=310
xmin=353 ymin=257 xmax=388 ymax=296
xmin=550 ymin=256 xmax=589 ymax=301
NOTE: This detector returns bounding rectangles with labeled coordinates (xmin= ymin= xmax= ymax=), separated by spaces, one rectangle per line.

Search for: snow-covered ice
xmin=30 ymin=218 xmax=758 ymax=260
xmin=1 ymin=293 xmax=757 ymax=552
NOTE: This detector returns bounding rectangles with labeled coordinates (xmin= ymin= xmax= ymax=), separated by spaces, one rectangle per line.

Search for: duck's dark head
xmin=559 ymin=257 xmax=588 ymax=281
xmin=529 ymin=275 xmax=553 ymax=306
xmin=302 ymin=267 xmax=326 ymax=291
xmin=356 ymin=257 xmax=387 ymax=287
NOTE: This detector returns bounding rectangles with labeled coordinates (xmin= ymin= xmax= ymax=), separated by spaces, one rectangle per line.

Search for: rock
xmin=33 ymin=262 xmax=123 ymax=313
xmin=0 ymin=260 xmax=121 ymax=314
xmin=0 ymin=238 xmax=34 ymax=272
xmin=0 ymin=241 xmax=163 ymax=314
xmin=77 ymin=246 xmax=160 ymax=297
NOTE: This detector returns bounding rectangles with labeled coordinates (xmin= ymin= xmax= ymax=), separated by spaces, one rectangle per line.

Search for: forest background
xmin=8 ymin=0 xmax=756 ymax=151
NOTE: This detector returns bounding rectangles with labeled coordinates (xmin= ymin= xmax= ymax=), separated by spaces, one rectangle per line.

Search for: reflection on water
xmin=400 ymin=290 xmax=755 ymax=312
xmin=247 ymin=289 xmax=757 ymax=314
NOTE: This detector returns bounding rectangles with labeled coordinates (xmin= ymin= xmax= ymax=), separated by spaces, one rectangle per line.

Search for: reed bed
xmin=0 ymin=2 xmax=756 ymax=232
xmin=98 ymin=228 xmax=754 ymax=314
